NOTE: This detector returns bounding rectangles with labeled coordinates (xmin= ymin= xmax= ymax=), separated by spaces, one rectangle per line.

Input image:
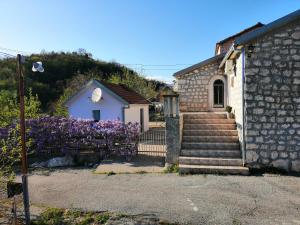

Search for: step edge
xmin=182 ymin=142 xmax=240 ymax=145
xmin=179 ymin=164 xmax=249 ymax=170
xmin=179 ymin=156 xmax=242 ymax=160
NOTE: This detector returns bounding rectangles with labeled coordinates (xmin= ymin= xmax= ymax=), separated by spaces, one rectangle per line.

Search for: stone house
xmin=174 ymin=9 xmax=300 ymax=174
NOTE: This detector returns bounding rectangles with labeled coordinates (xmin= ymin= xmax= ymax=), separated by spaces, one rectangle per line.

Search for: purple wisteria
xmin=26 ymin=116 xmax=140 ymax=157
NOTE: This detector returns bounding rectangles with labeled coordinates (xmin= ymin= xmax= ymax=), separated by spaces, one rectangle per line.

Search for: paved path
xmin=95 ymin=156 xmax=165 ymax=174
xmin=26 ymin=169 xmax=300 ymax=225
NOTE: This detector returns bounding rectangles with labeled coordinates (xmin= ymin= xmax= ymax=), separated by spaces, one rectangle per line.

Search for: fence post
xmin=164 ymin=94 xmax=180 ymax=166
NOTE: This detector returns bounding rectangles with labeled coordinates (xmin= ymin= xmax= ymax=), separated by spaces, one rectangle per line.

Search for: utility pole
xmin=17 ymin=54 xmax=30 ymax=225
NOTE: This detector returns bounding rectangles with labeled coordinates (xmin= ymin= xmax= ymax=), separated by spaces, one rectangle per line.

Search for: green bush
xmin=0 ymin=89 xmax=42 ymax=127
xmin=225 ymin=105 xmax=232 ymax=113
xmin=164 ymin=164 xmax=179 ymax=173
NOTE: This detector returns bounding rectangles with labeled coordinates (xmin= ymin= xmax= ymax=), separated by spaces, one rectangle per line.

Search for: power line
xmin=136 ymin=68 xmax=181 ymax=71
xmin=0 ymin=47 xmax=189 ymax=74
xmin=0 ymin=51 xmax=15 ymax=58
xmin=123 ymin=63 xmax=192 ymax=67
xmin=0 ymin=46 xmax=32 ymax=55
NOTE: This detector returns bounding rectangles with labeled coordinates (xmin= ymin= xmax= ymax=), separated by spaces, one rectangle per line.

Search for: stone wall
xmin=176 ymin=60 xmax=224 ymax=112
xmin=244 ymin=20 xmax=300 ymax=171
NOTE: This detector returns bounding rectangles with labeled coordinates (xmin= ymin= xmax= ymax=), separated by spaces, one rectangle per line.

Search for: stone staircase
xmin=179 ymin=113 xmax=249 ymax=175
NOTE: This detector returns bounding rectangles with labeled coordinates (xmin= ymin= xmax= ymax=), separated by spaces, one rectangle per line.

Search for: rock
xmin=270 ymin=151 xmax=278 ymax=160
xmin=292 ymin=55 xmax=300 ymax=60
xmin=265 ymin=97 xmax=274 ymax=102
xmin=290 ymin=152 xmax=298 ymax=160
xmin=291 ymin=160 xmax=300 ymax=172
xmin=47 ymin=155 xmax=75 ymax=168
xmin=283 ymin=39 xmax=292 ymax=45
xmin=293 ymin=78 xmax=300 ymax=84
xmin=246 ymin=151 xmax=259 ymax=163
xmin=271 ymin=159 xmax=289 ymax=171
xmin=291 ymin=32 xmax=300 ymax=39
xmin=31 ymin=161 xmax=48 ymax=168
xmin=253 ymin=108 xmax=264 ymax=115
xmin=279 ymin=152 xmax=288 ymax=158
xmin=93 ymin=164 xmax=99 ymax=169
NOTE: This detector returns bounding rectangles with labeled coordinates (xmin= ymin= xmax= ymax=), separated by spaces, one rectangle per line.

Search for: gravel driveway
xmin=25 ymin=169 xmax=300 ymax=225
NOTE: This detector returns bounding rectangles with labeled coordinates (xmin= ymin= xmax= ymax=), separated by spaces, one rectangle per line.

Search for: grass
xmin=164 ymin=164 xmax=179 ymax=173
xmin=31 ymin=208 xmax=111 ymax=225
xmin=31 ymin=208 xmax=179 ymax=225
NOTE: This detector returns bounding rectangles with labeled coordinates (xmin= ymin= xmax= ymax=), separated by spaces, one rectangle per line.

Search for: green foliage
xmin=0 ymin=89 xmax=42 ymax=127
xmin=38 ymin=208 xmax=65 ymax=225
xmin=0 ymin=127 xmax=21 ymax=183
xmin=0 ymin=89 xmax=40 ymax=183
xmin=0 ymin=125 xmax=34 ymax=183
xmin=95 ymin=213 xmax=110 ymax=224
xmin=31 ymin=208 xmax=112 ymax=225
xmin=54 ymin=70 xmax=158 ymax=116
xmin=0 ymin=50 xmax=164 ymax=114
xmin=109 ymin=71 xmax=157 ymax=100
xmin=164 ymin=164 xmax=179 ymax=173
xmin=225 ymin=106 xmax=232 ymax=113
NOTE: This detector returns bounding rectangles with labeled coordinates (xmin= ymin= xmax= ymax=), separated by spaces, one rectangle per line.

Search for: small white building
xmin=65 ymin=79 xmax=150 ymax=132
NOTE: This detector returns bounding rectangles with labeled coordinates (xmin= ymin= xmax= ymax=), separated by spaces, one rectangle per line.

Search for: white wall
xmin=67 ymin=83 xmax=125 ymax=120
xmin=124 ymin=104 xmax=149 ymax=132
xmin=227 ymin=54 xmax=243 ymax=142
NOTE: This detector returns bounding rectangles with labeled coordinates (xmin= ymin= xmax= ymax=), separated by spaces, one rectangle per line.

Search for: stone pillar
xmin=164 ymin=94 xmax=181 ymax=165
xmin=165 ymin=117 xmax=180 ymax=165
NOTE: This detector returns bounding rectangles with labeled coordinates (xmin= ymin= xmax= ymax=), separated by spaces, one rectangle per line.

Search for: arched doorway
xmin=213 ymin=79 xmax=224 ymax=108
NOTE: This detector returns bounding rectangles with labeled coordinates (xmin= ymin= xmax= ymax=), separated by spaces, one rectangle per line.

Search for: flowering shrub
xmin=26 ymin=116 xmax=140 ymax=158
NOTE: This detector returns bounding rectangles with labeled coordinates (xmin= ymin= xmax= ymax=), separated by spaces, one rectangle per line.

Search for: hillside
xmin=0 ymin=50 xmax=166 ymax=113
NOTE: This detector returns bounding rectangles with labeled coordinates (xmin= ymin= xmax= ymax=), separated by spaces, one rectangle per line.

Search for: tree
xmin=0 ymin=89 xmax=42 ymax=127
xmin=0 ymin=127 xmax=22 ymax=184
xmin=109 ymin=70 xmax=157 ymax=100
xmin=0 ymin=89 xmax=40 ymax=184
xmin=0 ymin=51 xmax=164 ymax=113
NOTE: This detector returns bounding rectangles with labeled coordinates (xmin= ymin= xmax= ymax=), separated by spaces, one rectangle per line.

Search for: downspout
xmin=242 ymin=48 xmax=246 ymax=166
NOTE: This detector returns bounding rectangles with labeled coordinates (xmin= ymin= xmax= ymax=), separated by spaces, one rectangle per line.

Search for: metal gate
xmin=138 ymin=126 xmax=166 ymax=157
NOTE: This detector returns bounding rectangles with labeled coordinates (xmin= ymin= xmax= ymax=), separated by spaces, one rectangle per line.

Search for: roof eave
xmin=219 ymin=44 xmax=235 ymax=69
xmin=173 ymin=53 xmax=226 ymax=78
xmin=64 ymin=79 xmax=130 ymax=107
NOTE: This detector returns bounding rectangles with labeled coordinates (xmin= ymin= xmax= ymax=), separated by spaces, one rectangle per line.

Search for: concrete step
xmin=184 ymin=124 xmax=236 ymax=130
xmin=181 ymin=149 xmax=241 ymax=158
xmin=179 ymin=164 xmax=249 ymax=175
xmin=184 ymin=119 xmax=236 ymax=124
xmin=182 ymin=136 xmax=239 ymax=143
xmin=181 ymin=142 xmax=240 ymax=150
xmin=183 ymin=130 xmax=238 ymax=136
xmin=179 ymin=156 xmax=243 ymax=166
xmin=183 ymin=113 xmax=227 ymax=119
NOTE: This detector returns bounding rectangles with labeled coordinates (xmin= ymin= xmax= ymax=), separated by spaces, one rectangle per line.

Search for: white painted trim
xmin=208 ymin=75 xmax=227 ymax=111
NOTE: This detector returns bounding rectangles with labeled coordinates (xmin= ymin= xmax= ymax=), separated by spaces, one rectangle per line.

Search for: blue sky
xmin=0 ymin=1 xmax=299 ymax=83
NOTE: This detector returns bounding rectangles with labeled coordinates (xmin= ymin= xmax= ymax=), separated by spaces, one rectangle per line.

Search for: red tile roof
xmin=99 ymin=81 xmax=150 ymax=104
